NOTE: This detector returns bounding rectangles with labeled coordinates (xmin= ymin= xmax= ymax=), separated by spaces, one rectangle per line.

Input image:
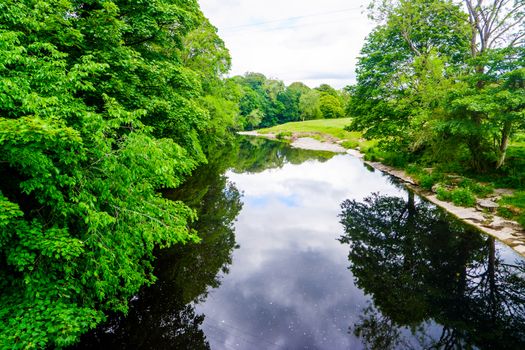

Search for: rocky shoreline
xmin=240 ymin=132 xmax=525 ymax=257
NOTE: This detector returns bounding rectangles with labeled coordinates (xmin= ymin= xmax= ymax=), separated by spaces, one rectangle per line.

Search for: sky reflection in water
xmin=197 ymin=155 xmax=403 ymax=349
xmin=75 ymin=138 xmax=525 ymax=349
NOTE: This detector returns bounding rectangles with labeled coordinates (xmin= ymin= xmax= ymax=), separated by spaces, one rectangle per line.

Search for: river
xmin=74 ymin=137 xmax=525 ymax=349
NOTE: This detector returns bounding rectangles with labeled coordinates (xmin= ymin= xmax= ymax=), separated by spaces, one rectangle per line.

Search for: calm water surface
xmin=76 ymin=138 xmax=525 ymax=349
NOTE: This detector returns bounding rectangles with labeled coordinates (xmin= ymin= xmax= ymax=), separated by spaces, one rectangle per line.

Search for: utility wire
xmin=222 ymin=7 xmax=362 ymax=32
xmin=224 ymin=17 xmax=363 ymax=36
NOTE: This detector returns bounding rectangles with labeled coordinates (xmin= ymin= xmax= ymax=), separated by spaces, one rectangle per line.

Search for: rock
xmin=493 ymin=188 xmax=514 ymax=197
xmin=431 ymin=184 xmax=440 ymax=193
xmin=477 ymin=199 xmax=499 ymax=212
xmin=446 ymin=175 xmax=463 ymax=184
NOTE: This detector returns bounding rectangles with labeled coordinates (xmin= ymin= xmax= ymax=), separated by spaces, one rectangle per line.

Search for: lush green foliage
xmin=233 ymin=73 xmax=348 ymax=129
xmin=348 ymin=0 xmax=525 ymax=173
xmin=0 ymin=0 xmax=238 ymax=348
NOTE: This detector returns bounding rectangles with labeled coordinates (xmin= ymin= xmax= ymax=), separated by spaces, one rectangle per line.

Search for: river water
xmin=75 ymin=137 xmax=525 ymax=349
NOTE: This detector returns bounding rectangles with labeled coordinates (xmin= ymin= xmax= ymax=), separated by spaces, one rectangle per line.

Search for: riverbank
xmin=239 ymin=131 xmax=525 ymax=258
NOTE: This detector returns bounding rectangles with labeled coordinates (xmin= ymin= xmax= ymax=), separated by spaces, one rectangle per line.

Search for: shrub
xmin=276 ymin=131 xmax=293 ymax=140
xmin=458 ymin=178 xmax=493 ymax=197
xmin=382 ymin=152 xmax=410 ymax=167
xmin=436 ymin=186 xmax=452 ymax=202
xmin=450 ymin=188 xmax=476 ymax=207
xmin=420 ymin=174 xmax=437 ymax=190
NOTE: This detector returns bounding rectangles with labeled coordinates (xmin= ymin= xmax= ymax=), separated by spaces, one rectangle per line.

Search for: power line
xmin=224 ymin=17 xmax=364 ymax=36
xmin=222 ymin=7 xmax=362 ymax=32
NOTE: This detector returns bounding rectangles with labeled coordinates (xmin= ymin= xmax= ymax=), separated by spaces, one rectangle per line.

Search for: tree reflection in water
xmin=73 ymin=148 xmax=243 ymax=349
xmin=233 ymin=136 xmax=336 ymax=173
xmin=73 ymin=137 xmax=342 ymax=349
xmin=339 ymin=192 xmax=525 ymax=349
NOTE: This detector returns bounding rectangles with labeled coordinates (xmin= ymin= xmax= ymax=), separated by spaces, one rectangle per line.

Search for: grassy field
xmin=258 ymin=118 xmax=376 ymax=150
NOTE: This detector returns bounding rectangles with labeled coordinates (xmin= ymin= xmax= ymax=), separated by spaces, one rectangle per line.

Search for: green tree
xmin=348 ymin=0 xmax=470 ymax=144
xmin=299 ymin=89 xmax=322 ymax=120
xmin=319 ymin=94 xmax=345 ymax=119
xmin=349 ymin=0 xmax=525 ymax=171
xmin=0 ymin=0 xmax=233 ymax=348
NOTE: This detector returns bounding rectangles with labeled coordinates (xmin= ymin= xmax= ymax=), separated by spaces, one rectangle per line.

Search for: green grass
xmin=498 ymin=191 xmax=525 ymax=227
xmin=258 ymin=118 xmax=376 ymax=150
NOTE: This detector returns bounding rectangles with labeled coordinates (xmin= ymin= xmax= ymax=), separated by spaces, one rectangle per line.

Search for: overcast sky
xmin=199 ymin=0 xmax=375 ymax=89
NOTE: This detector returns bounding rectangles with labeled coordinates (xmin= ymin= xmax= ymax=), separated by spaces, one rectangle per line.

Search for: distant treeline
xmin=227 ymin=73 xmax=349 ymax=130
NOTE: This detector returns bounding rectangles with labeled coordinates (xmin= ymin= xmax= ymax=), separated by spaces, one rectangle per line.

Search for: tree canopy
xmin=0 ymin=0 xmax=239 ymax=348
xmin=233 ymin=73 xmax=348 ymax=129
xmin=348 ymin=0 xmax=525 ymax=172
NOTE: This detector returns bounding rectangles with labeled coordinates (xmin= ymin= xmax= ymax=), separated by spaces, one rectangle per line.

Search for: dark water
xmin=75 ymin=138 xmax=525 ymax=349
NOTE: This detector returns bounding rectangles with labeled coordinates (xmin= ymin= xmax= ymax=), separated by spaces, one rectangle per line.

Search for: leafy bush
xmin=458 ymin=178 xmax=493 ymax=197
xmin=364 ymin=147 xmax=382 ymax=161
xmin=420 ymin=174 xmax=437 ymax=190
xmin=450 ymin=188 xmax=477 ymax=207
xmin=276 ymin=131 xmax=293 ymax=140
xmin=436 ymin=186 xmax=452 ymax=202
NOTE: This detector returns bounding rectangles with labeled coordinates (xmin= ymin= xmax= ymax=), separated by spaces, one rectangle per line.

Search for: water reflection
xmin=74 ymin=146 xmax=243 ymax=349
xmin=74 ymin=138 xmax=525 ymax=349
xmin=73 ymin=137 xmax=337 ymax=348
xmin=339 ymin=193 xmax=525 ymax=349
xmin=234 ymin=136 xmax=336 ymax=173
xmin=196 ymin=152 xmax=403 ymax=349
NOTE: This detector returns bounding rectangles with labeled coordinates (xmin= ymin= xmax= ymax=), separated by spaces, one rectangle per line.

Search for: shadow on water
xmin=72 ymin=136 xmax=335 ymax=349
xmin=339 ymin=192 xmax=525 ymax=349
xmin=73 ymin=145 xmax=244 ymax=349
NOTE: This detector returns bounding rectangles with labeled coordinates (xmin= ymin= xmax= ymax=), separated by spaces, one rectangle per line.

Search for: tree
xmin=299 ymin=89 xmax=322 ymax=120
xmin=0 ymin=0 xmax=234 ymax=347
xmin=440 ymin=0 xmax=525 ymax=170
xmin=349 ymin=0 xmax=525 ymax=171
xmin=77 ymin=148 xmax=243 ymax=348
xmin=319 ymin=94 xmax=345 ymax=119
xmin=348 ymin=0 xmax=470 ymax=142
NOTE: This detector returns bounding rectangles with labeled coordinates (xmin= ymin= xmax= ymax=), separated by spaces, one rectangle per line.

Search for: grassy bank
xmin=255 ymin=119 xmax=525 ymax=227
xmin=258 ymin=118 xmax=376 ymax=150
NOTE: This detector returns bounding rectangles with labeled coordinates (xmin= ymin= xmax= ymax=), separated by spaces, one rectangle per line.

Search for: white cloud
xmin=199 ymin=0 xmax=375 ymax=88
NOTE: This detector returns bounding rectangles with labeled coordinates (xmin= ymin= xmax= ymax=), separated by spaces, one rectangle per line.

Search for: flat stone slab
xmin=291 ymin=137 xmax=347 ymax=153
xmin=477 ymin=199 xmax=499 ymax=212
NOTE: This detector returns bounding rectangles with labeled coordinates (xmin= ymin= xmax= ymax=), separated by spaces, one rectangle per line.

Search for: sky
xmin=198 ymin=0 xmax=375 ymax=89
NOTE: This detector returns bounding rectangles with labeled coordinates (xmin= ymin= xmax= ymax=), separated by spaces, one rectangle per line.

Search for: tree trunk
xmin=468 ymin=112 xmax=487 ymax=172
xmin=496 ymin=120 xmax=512 ymax=169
